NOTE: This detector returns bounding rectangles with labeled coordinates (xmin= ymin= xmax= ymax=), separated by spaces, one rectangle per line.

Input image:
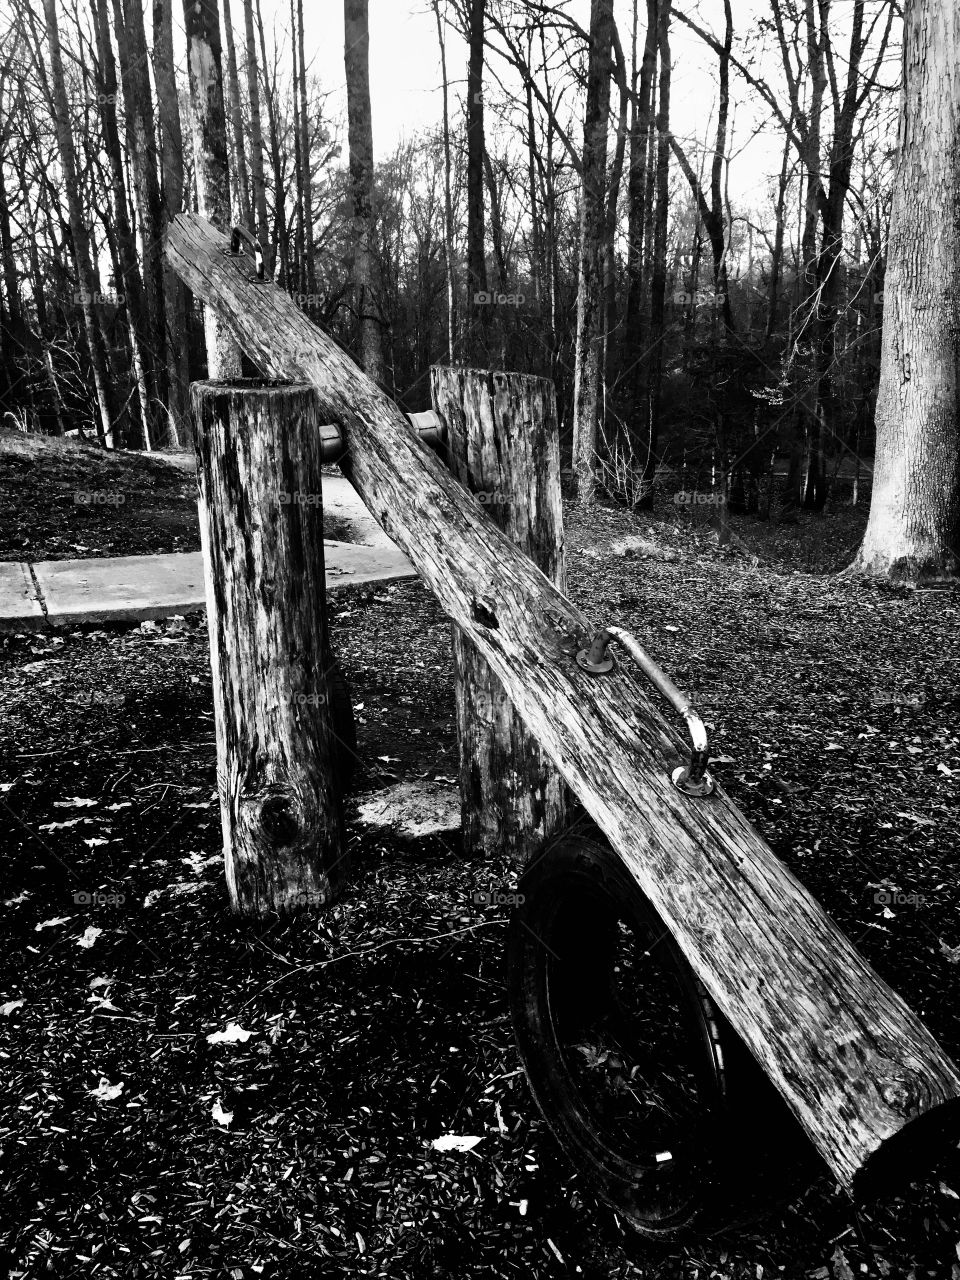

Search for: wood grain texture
xmin=431 ymin=365 xmax=568 ymax=859
xmin=169 ymin=212 xmax=960 ymax=1188
xmin=192 ymin=379 xmax=347 ymax=915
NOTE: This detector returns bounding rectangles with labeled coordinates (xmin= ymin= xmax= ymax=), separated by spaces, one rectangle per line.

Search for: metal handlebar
xmin=224 ymin=226 xmax=265 ymax=281
xmin=576 ymin=626 xmax=715 ymax=798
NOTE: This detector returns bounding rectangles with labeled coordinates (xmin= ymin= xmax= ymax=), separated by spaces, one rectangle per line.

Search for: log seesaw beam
xmin=166 ymin=211 xmax=960 ymax=1193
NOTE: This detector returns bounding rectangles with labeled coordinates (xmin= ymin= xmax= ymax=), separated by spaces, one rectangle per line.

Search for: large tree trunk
xmin=193 ymin=380 xmax=347 ymax=913
xmin=343 ymin=0 xmax=385 ymax=382
xmin=167 ymin=212 xmax=960 ymax=1190
xmin=431 ymin=366 xmax=568 ymax=859
xmin=853 ymin=0 xmax=960 ymax=581
xmin=41 ymin=0 xmax=115 ymax=447
xmin=153 ymin=0 xmax=191 ymax=445
xmin=571 ymin=0 xmax=614 ymax=505
xmin=182 ymin=0 xmax=243 ymax=378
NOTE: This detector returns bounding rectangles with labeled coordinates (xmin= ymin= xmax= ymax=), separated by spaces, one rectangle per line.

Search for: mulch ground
xmin=2 ymin=484 xmax=960 ymax=1278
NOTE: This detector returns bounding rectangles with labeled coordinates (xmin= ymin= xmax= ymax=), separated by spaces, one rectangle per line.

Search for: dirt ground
xmin=2 ymin=443 xmax=960 ymax=1278
xmin=0 ymin=432 xmax=355 ymax=559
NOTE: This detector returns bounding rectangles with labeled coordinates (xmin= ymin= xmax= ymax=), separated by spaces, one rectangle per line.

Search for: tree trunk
xmin=92 ymin=0 xmax=157 ymax=451
xmin=344 ymin=0 xmax=385 ymax=382
xmin=433 ymin=0 xmax=456 ymax=364
xmin=192 ymin=379 xmax=347 ymax=913
xmin=182 ymin=0 xmax=243 ymax=377
xmin=644 ymin=0 xmax=672 ymax=479
xmin=254 ymin=0 xmax=289 ymax=284
xmin=296 ymin=0 xmax=314 ymax=297
xmin=241 ymin=0 xmax=271 ymax=268
xmin=571 ymin=0 xmax=614 ymax=505
xmin=153 ymin=0 xmax=191 ymax=445
xmin=765 ymin=129 xmax=791 ymax=346
xmin=623 ymin=0 xmax=658 ymax=460
xmin=853 ymin=0 xmax=960 ymax=581
xmin=113 ymin=0 xmax=168 ymax=446
xmin=168 ymin=210 xmax=960 ymax=1189
xmin=464 ymin=0 xmax=489 ymax=365
xmin=221 ymin=0 xmax=252 ymax=229
xmin=431 ymin=366 xmax=568 ymax=859
xmin=41 ymin=0 xmax=115 ymax=447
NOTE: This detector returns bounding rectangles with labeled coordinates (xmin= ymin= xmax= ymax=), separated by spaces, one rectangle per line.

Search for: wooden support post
xmin=192 ymin=379 xmax=347 ymax=915
xmin=167 ymin=214 xmax=960 ymax=1191
xmin=431 ymin=365 xmax=568 ymax=858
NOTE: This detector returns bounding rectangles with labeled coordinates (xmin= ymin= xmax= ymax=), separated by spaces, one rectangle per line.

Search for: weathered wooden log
xmin=192 ymin=379 xmax=348 ymax=915
xmin=431 ymin=366 xmax=568 ymax=859
xmin=168 ymin=213 xmax=960 ymax=1190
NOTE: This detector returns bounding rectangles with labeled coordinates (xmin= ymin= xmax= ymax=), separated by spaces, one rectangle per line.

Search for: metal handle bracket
xmin=576 ymin=626 xmax=715 ymax=798
xmin=224 ymin=225 xmax=266 ymax=282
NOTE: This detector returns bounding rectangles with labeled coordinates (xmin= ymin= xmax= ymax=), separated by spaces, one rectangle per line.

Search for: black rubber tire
xmin=327 ymin=660 xmax=357 ymax=798
xmin=507 ymin=829 xmax=820 ymax=1239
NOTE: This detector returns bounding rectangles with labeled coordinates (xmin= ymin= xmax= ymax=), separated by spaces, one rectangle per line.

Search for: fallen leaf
xmin=77 ymin=926 xmax=102 ymax=949
xmin=429 ymin=1134 xmax=482 ymax=1152
xmin=35 ymin=916 xmax=71 ymax=931
xmin=52 ymin=797 xmax=98 ymax=809
xmin=211 ymin=1098 xmax=233 ymax=1126
xmin=206 ymin=1021 xmax=255 ymax=1045
xmin=89 ymin=1077 xmax=124 ymax=1101
xmin=0 ymin=999 xmax=25 ymax=1016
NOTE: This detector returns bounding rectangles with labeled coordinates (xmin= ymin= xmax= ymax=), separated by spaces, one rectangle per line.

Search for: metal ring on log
xmin=577 ymin=627 xmax=715 ymax=798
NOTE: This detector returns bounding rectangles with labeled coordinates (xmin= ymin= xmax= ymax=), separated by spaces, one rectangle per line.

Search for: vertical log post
xmin=431 ymin=366 xmax=568 ymax=860
xmin=192 ymin=379 xmax=347 ymax=914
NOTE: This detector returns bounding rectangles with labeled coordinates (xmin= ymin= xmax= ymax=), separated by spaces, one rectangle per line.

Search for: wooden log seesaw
xmin=167 ymin=212 xmax=960 ymax=1232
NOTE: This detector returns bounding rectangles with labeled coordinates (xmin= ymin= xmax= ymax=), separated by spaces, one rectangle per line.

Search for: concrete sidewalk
xmin=0 ymin=476 xmax=417 ymax=630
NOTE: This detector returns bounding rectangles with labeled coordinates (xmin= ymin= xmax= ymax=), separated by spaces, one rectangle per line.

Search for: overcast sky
xmin=292 ymin=0 xmax=785 ymax=210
